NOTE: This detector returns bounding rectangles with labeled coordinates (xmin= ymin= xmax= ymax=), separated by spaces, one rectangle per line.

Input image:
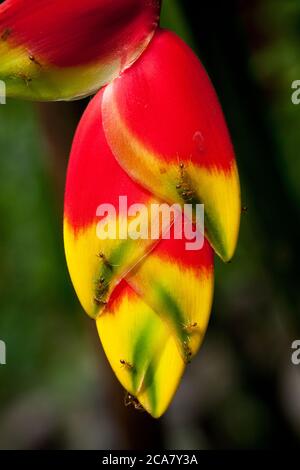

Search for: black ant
xmin=94 ymin=297 xmax=107 ymax=307
xmin=29 ymin=54 xmax=42 ymax=67
xmin=124 ymin=392 xmax=144 ymax=412
xmin=97 ymin=252 xmax=119 ymax=270
xmin=94 ymin=277 xmax=106 ymax=288
xmin=183 ymin=341 xmax=193 ymax=364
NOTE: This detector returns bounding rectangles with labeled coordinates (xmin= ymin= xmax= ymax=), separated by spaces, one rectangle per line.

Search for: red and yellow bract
xmin=0 ymin=0 xmax=161 ymax=100
xmin=102 ymin=29 xmax=241 ymax=262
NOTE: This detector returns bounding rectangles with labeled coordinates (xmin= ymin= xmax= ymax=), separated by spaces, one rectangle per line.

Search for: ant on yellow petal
xmin=120 ymin=359 xmax=134 ymax=371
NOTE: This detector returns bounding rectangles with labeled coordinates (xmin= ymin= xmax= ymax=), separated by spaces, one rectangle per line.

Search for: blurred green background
xmin=0 ymin=0 xmax=300 ymax=449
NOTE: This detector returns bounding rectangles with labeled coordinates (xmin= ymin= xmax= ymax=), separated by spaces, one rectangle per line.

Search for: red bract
xmin=64 ymin=89 xmax=152 ymax=232
xmin=0 ymin=0 xmax=161 ymax=99
xmin=102 ymin=29 xmax=241 ymax=261
xmin=1 ymin=0 xmax=160 ymax=67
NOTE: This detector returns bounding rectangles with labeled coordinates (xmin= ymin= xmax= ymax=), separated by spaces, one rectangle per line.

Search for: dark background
xmin=0 ymin=0 xmax=300 ymax=449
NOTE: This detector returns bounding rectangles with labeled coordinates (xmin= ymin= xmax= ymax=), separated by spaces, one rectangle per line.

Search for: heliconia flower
xmin=102 ymin=29 xmax=241 ymax=262
xmin=2 ymin=0 xmax=241 ymax=417
xmin=64 ymin=89 xmax=214 ymax=417
xmin=0 ymin=0 xmax=161 ymax=100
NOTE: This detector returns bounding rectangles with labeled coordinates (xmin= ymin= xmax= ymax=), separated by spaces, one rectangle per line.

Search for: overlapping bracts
xmin=64 ymin=90 xmax=214 ymax=416
xmin=1 ymin=1 xmax=241 ymax=417
xmin=102 ymin=30 xmax=241 ymax=262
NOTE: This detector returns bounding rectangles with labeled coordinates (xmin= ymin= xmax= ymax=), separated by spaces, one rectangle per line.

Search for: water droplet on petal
xmin=193 ymin=131 xmax=205 ymax=153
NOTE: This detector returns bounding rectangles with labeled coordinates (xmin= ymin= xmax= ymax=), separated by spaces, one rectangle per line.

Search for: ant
xmin=176 ymin=161 xmax=194 ymax=201
xmin=124 ymin=392 xmax=144 ymax=412
xmin=181 ymin=190 xmax=194 ymax=201
xmin=94 ymin=277 xmax=106 ymax=288
xmin=94 ymin=297 xmax=107 ymax=307
xmin=183 ymin=321 xmax=198 ymax=334
xmin=183 ymin=341 xmax=193 ymax=364
xmin=95 ymin=276 xmax=108 ymax=292
xmin=120 ymin=359 xmax=134 ymax=371
xmin=179 ymin=161 xmax=185 ymax=180
xmin=29 ymin=54 xmax=42 ymax=67
xmin=97 ymin=252 xmax=119 ymax=270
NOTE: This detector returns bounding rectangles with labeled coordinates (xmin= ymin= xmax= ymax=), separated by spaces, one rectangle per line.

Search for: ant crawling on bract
xmin=97 ymin=252 xmax=119 ymax=270
xmin=29 ymin=54 xmax=42 ymax=67
xmin=182 ymin=321 xmax=198 ymax=334
xmin=120 ymin=359 xmax=134 ymax=371
xmin=94 ymin=296 xmax=107 ymax=307
xmin=124 ymin=392 xmax=144 ymax=412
